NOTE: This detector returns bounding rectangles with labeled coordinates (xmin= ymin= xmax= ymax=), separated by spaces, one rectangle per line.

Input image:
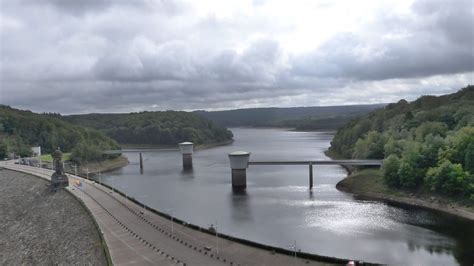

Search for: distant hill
xmin=0 ymin=105 xmax=119 ymax=163
xmin=329 ymin=85 xmax=474 ymax=199
xmin=195 ymin=104 xmax=385 ymax=129
xmin=64 ymin=111 xmax=233 ymax=146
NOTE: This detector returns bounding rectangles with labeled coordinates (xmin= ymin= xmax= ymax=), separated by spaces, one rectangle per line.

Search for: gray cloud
xmin=0 ymin=0 xmax=473 ymax=114
xmin=291 ymin=0 xmax=474 ymax=81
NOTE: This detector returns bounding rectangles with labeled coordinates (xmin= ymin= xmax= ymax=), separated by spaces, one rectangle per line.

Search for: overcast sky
xmin=0 ymin=0 xmax=473 ymax=114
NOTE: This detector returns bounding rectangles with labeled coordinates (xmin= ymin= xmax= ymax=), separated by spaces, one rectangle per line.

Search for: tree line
xmin=63 ymin=111 xmax=234 ymax=145
xmin=195 ymin=104 xmax=384 ymax=128
xmin=329 ymin=86 xmax=474 ymax=200
xmin=0 ymin=105 xmax=119 ymax=164
xmin=1 ymin=107 xmax=233 ymax=166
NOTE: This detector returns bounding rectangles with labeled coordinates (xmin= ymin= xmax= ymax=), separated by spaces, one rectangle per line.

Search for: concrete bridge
xmin=106 ymin=143 xmax=383 ymax=191
xmin=229 ymin=151 xmax=383 ymax=190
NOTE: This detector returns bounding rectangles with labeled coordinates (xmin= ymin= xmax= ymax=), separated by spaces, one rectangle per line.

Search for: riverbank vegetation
xmin=40 ymin=153 xmax=71 ymax=163
xmin=329 ymin=86 xmax=474 ymax=203
xmin=64 ymin=111 xmax=233 ymax=146
xmin=0 ymin=105 xmax=119 ymax=164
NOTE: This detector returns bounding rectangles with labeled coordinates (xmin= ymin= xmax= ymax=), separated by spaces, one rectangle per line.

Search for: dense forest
xmin=0 ymin=105 xmax=119 ymax=164
xmin=64 ymin=111 xmax=233 ymax=146
xmin=329 ymin=86 xmax=474 ymax=200
xmin=195 ymin=104 xmax=384 ymax=129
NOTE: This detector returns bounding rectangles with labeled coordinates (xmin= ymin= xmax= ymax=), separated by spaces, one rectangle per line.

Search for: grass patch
xmin=338 ymin=168 xmax=406 ymax=197
xmin=40 ymin=153 xmax=71 ymax=162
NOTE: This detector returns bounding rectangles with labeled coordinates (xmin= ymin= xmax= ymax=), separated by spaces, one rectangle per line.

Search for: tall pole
xmin=309 ymin=162 xmax=313 ymax=190
xmin=216 ymin=221 xmax=219 ymax=255
xmin=294 ymin=241 xmax=297 ymax=259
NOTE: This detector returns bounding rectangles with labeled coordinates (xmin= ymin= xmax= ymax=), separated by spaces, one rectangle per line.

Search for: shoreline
xmin=77 ymin=139 xmax=234 ymax=175
xmin=119 ymin=139 xmax=234 ymax=151
xmin=77 ymin=155 xmax=129 ymax=174
xmin=325 ymin=150 xmax=474 ymax=221
xmin=336 ymin=180 xmax=474 ymax=221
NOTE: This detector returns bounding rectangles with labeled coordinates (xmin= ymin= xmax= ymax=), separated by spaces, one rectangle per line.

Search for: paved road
xmin=1 ymin=162 xmax=334 ymax=266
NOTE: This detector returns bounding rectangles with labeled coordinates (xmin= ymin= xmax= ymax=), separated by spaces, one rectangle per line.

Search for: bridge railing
xmin=249 ymin=160 xmax=383 ymax=166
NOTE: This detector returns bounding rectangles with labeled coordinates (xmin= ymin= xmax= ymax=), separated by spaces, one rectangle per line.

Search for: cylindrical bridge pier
xmin=178 ymin=142 xmax=194 ymax=170
xmin=228 ymin=151 xmax=251 ymax=191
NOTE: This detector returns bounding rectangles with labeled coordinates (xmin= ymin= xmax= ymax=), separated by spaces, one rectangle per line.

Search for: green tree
xmin=353 ymin=131 xmax=386 ymax=159
xmin=383 ymin=154 xmax=401 ymax=187
xmin=0 ymin=139 xmax=7 ymax=158
xmin=414 ymin=121 xmax=448 ymax=142
xmin=426 ymin=160 xmax=469 ymax=195
xmin=397 ymin=144 xmax=425 ymax=188
xmin=464 ymin=141 xmax=474 ymax=173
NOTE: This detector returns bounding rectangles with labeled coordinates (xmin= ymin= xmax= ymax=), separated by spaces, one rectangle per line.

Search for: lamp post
xmin=120 ymin=185 xmax=129 ymax=205
xmin=139 ymin=195 xmax=148 ymax=214
xmin=289 ymin=241 xmax=297 ymax=259
xmin=165 ymin=208 xmax=174 ymax=234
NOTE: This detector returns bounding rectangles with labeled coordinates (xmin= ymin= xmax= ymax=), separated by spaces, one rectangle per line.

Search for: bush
xmin=426 ymin=160 xmax=470 ymax=195
xmin=383 ymin=155 xmax=400 ymax=187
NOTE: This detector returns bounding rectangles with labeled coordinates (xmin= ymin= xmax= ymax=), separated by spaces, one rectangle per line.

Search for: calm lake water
xmin=103 ymin=128 xmax=474 ymax=265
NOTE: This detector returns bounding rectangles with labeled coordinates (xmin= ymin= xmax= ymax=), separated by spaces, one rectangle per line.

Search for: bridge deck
xmin=249 ymin=160 xmax=383 ymax=166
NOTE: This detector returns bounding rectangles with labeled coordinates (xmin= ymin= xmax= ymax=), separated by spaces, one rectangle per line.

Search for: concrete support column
xmin=178 ymin=142 xmax=194 ymax=170
xmin=228 ymin=151 xmax=251 ymax=191
xmin=139 ymin=152 xmax=144 ymax=171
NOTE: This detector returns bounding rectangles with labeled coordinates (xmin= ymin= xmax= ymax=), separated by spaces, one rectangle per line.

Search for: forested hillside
xmin=329 ymin=86 xmax=474 ymax=200
xmin=64 ymin=111 xmax=233 ymax=146
xmin=0 ymin=105 xmax=119 ymax=163
xmin=195 ymin=104 xmax=384 ymax=129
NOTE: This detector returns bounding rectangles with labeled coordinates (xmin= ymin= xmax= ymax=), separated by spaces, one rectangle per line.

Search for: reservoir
xmin=102 ymin=128 xmax=474 ymax=265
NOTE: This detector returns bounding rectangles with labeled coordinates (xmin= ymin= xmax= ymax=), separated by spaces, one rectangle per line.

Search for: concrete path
xmin=1 ymin=162 xmax=334 ymax=266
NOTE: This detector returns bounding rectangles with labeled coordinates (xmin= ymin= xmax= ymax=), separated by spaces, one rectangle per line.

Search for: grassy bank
xmin=40 ymin=152 xmax=71 ymax=162
xmin=336 ymin=168 xmax=474 ymax=220
xmin=326 ymin=148 xmax=474 ymax=220
xmin=76 ymin=156 xmax=129 ymax=174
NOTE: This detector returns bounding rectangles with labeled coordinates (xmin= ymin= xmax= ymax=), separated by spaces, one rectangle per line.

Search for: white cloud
xmin=0 ymin=0 xmax=472 ymax=113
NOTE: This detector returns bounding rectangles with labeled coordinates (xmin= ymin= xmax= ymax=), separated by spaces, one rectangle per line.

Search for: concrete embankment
xmin=0 ymin=168 xmax=108 ymax=265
